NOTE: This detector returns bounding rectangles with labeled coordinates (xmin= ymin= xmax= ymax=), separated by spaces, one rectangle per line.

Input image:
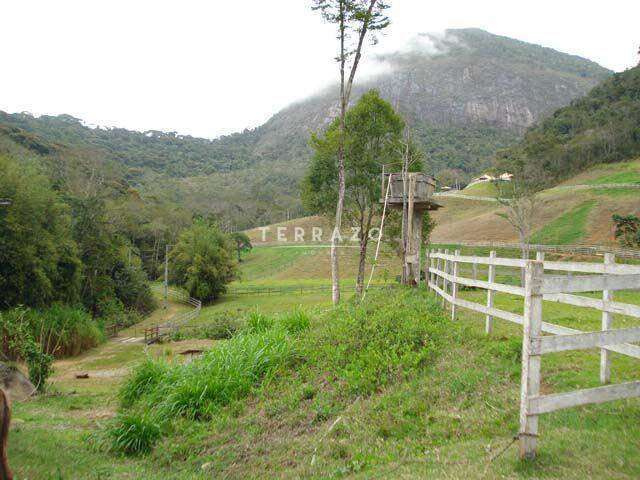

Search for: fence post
xmin=442 ymin=249 xmax=450 ymax=307
xmin=519 ymin=260 xmax=544 ymax=460
xmin=600 ymin=253 xmax=615 ymax=384
xmin=485 ymin=250 xmax=496 ymax=334
xmin=424 ymin=248 xmax=430 ymax=289
xmin=437 ymin=249 xmax=443 ymax=292
xmin=451 ymin=249 xmax=460 ymax=319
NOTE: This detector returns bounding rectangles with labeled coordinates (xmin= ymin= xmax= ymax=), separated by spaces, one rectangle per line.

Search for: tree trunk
xmin=331 ymin=160 xmax=345 ymax=305
xmin=331 ymin=0 xmax=378 ymax=306
xmin=356 ymin=235 xmax=368 ymax=299
xmin=401 ymin=139 xmax=410 ymax=284
xmin=355 ymin=223 xmax=370 ymax=299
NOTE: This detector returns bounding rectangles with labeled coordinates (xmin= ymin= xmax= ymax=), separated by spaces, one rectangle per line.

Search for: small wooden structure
xmin=381 ymin=172 xmax=441 ymax=285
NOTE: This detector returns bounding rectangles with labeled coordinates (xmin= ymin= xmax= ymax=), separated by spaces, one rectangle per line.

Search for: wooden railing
xmin=227 ymin=284 xmax=388 ymax=296
xmin=146 ymin=286 xmax=202 ymax=343
xmin=427 ymin=248 xmax=640 ymax=459
xmin=431 ymin=241 xmax=640 ymax=260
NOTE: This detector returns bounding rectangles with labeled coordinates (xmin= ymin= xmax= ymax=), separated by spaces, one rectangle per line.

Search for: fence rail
xmin=431 ymin=241 xmax=640 ymax=260
xmin=427 ymin=248 xmax=640 ymax=459
xmin=227 ymin=284 xmax=389 ymax=296
xmin=146 ymin=286 xmax=202 ymax=343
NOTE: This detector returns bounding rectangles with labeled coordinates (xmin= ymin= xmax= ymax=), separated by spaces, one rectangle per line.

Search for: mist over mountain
xmin=0 ymin=28 xmax=612 ymax=227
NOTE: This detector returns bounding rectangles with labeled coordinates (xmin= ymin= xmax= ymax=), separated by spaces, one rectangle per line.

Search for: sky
xmin=1 ymin=0 xmax=638 ymax=139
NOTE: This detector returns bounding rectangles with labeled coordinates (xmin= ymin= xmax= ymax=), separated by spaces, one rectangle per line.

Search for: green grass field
xmin=10 ymin=283 xmax=640 ymax=479
xmin=530 ymin=200 xmax=597 ymax=244
xmin=8 ymin=159 xmax=640 ymax=479
xmin=460 ymin=180 xmax=500 ymax=197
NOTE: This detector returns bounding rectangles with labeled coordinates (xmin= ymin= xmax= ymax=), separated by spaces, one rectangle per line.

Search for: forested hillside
xmin=0 ymin=29 xmax=611 ymax=228
xmin=497 ymin=65 xmax=640 ymax=183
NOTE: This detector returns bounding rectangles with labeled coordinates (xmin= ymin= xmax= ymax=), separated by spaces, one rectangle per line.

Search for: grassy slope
xmin=12 ymin=286 xmax=640 ymax=479
xmin=431 ymin=158 xmax=640 ymax=245
xmin=459 ymin=180 xmax=500 ymax=197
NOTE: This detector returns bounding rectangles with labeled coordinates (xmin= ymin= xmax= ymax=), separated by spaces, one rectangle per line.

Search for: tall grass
xmin=0 ymin=304 xmax=104 ymax=359
xmin=108 ymin=325 xmax=297 ymax=454
xmin=303 ymin=287 xmax=450 ymax=395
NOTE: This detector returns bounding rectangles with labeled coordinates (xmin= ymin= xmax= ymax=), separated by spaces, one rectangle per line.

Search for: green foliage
xmin=278 ymin=309 xmax=311 ymax=335
xmin=302 ymin=90 xmax=408 ymax=220
xmin=0 ymin=155 xmax=82 ymax=308
xmin=112 ymin=326 xmax=296 ymax=453
xmin=498 ymin=65 xmax=640 ymax=183
xmin=230 ymin=231 xmax=252 ymax=262
xmin=416 ymin=123 xmax=519 ymax=175
xmin=104 ymin=412 xmax=164 ymax=456
xmin=613 ymin=214 xmax=640 ymax=247
xmin=245 ymin=310 xmax=275 ymax=334
xmin=171 ymin=221 xmax=237 ymax=303
xmin=1 ymin=304 xmax=104 ymax=360
xmin=119 ymin=358 xmax=169 ymax=409
xmin=68 ymin=195 xmax=156 ymax=316
xmin=305 ymin=288 xmax=449 ymax=395
xmin=0 ymin=307 xmax=54 ymax=392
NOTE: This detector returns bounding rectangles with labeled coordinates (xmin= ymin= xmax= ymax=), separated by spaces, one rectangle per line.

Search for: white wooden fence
xmin=427 ymin=248 xmax=640 ymax=459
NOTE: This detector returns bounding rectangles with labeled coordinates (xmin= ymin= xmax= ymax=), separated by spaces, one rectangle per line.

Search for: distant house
xmin=468 ymin=173 xmax=495 ymax=187
xmin=468 ymin=172 xmax=513 ymax=187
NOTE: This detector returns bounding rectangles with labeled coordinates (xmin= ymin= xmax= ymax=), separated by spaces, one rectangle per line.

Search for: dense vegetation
xmin=102 ymin=288 xmax=448 ymax=455
xmin=0 ymin=155 xmax=155 ymax=317
xmin=0 ymin=112 xmax=259 ymax=177
xmin=0 ymin=29 xmax=611 ymax=230
xmin=171 ymin=221 xmax=238 ymax=302
xmin=613 ymin=214 xmax=640 ymax=247
xmin=497 ymin=65 xmax=640 ymax=183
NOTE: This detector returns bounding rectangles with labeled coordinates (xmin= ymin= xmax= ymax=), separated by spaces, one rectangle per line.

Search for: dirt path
xmin=49 ymin=300 xmax=215 ymax=394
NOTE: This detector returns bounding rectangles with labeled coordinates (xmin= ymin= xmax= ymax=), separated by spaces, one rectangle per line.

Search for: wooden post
xmin=424 ymin=248 xmax=430 ymax=289
xmin=486 ymin=250 xmax=496 ymax=334
xmin=600 ymin=253 xmax=615 ymax=384
xmin=451 ymin=249 xmax=460 ymax=319
xmin=472 ymin=262 xmax=478 ymax=281
xmin=428 ymin=249 xmax=435 ymax=290
xmin=519 ymin=260 xmax=544 ymax=460
xmin=436 ymin=249 xmax=442 ymax=292
xmin=442 ymin=249 xmax=450 ymax=307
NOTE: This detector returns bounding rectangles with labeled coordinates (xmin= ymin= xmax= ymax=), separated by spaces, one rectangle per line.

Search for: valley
xmin=2 ymin=6 xmax=640 ymax=479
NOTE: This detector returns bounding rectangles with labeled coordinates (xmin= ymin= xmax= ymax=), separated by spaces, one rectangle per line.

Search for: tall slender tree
xmin=312 ymin=0 xmax=391 ymax=305
xmin=302 ymin=90 xmax=405 ymax=297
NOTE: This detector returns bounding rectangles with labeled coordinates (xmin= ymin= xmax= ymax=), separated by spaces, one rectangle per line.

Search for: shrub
xmin=1 ymin=304 xmax=104 ymax=359
xmin=0 ymin=308 xmax=54 ymax=392
xmin=245 ymin=310 xmax=274 ymax=334
xmin=105 ymin=412 xmax=163 ymax=456
xmin=122 ymin=327 xmax=295 ymax=420
xmin=304 ymin=288 xmax=449 ymax=395
xmin=170 ymin=312 xmax=242 ymax=341
xmin=171 ymin=221 xmax=237 ymax=303
xmin=279 ymin=309 xmax=311 ymax=335
xmin=119 ymin=358 xmax=168 ymax=408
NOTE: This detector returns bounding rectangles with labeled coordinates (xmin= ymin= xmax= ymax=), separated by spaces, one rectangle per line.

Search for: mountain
xmin=246 ymin=28 xmax=612 ymax=175
xmin=496 ymin=64 xmax=640 ymax=183
xmin=0 ymin=28 xmax=612 ymax=228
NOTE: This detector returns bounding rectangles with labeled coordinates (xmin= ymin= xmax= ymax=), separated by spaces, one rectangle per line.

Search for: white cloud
xmin=0 ymin=0 xmax=637 ymax=139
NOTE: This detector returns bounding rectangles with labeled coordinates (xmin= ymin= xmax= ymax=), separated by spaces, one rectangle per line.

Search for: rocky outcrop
xmin=0 ymin=363 xmax=35 ymax=402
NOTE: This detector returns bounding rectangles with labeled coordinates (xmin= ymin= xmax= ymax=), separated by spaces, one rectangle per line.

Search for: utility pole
xmin=164 ymin=244 xmax=169 ymax=310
